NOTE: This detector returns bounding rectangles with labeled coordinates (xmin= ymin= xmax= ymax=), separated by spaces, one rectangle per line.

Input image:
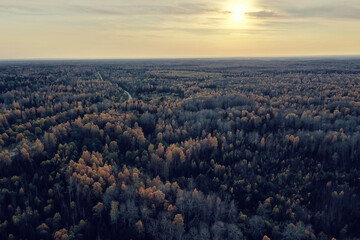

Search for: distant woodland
xmin=0 ymin=59 xmax=360 ymax=239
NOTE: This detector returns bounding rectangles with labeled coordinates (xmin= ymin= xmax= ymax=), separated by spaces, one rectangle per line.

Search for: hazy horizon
xmin=1 ymin=54 xmax=360 ymax=62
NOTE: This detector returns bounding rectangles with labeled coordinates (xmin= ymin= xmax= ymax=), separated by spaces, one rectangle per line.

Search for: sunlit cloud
xmin=0 ymin=0 xmax=359 ymax=59
xmin=254 ymin=0 xmax=360 ymax=20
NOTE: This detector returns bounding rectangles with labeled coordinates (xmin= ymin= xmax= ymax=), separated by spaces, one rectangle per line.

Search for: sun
xmin=231 ymin=3 xmax=249 ymax=23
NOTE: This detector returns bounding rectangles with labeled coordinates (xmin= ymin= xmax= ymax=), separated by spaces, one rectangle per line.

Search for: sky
xmin=0 ymin=0 xmax=360 ymax=59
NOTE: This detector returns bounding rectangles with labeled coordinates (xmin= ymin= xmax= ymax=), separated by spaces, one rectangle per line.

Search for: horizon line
xmin=1 ymin=54 xmax=360 ymax=62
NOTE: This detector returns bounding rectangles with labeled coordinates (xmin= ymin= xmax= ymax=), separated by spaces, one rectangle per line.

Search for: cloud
xmin=287 ymin=6 xmax=360 ymax=20
xmin=0 ymin=1 xmax=228 ymax=17
xmin=1 ymin=0 xmax=359 ymax=39
xmin=131 ymin=26 xmax=277 ymax=36
xmin=245 ymin=10 xmax=281 ymax=19
xmin=0 ymin=0 xmax=234 ymax=34
xmin=254 ymin=0 xmax=360 ymax=20
xmin=69 ymin=3 xmax=231 ymax=17
xmin=0 ymin=4 xmax=49 ymax=15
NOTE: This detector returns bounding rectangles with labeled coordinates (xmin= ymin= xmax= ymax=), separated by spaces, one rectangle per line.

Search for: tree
xmin=227 ymin=224 xmax=243 ymax=240
xmin=16 ymin=133 xmax=24 ymax=143
xmin=136 ymin=220 xmax=145 ymax=237
xmin=54 ymin=228 xmax=69 ymax=240
xmin=20 ymin=147 xmax=30 ymax=161
xmin=93 ymin=202 xmax=104 ymax=217
xmin=211 ymin=221 xmax=225 ymax=239
xmin=36 ymin=223 xmax=50 ymax=239
xmin=173 ymin=213 xmax=185 ymax=233
xmin=282 ymin=222 xmax=307 ymax=240
xmin=110 ymin=201 xmax=120 ymax=225
xmin=44 ymin=132 xmax=57 ymax=152
xmin=109 ymin=141 xmax=118 ymax=153
xmin=0 ymin=150 xmax=11 ymax=165
xmin=53 ymin=212 xmax=62 ymax=230
xmin=92 ymin=182 xmax=102 ymax=198
xmin=248 ymin=216 xmax=265 ymax=239
xmin=33 ymin=139 xmax=44 ymax=155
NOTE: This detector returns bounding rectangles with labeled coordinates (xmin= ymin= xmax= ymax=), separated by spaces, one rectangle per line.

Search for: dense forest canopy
xmin=0 ymin=59 xmax=360 ymax=239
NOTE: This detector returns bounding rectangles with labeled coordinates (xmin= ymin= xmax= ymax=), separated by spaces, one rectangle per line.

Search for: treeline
xmin=0 ymin=59 xmax=360 ymax=239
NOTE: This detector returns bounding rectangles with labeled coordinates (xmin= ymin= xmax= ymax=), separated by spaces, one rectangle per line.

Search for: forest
xmin=0 ymin=58 xmax=360 ymax=239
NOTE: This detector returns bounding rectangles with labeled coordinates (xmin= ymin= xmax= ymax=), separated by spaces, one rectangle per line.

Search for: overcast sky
xmin=1 ymin=0 xmax=359 ymax=59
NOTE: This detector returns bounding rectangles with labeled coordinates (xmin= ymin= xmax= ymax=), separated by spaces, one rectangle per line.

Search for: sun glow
xmin=231 ymin=3 xmax=249 ymax=23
